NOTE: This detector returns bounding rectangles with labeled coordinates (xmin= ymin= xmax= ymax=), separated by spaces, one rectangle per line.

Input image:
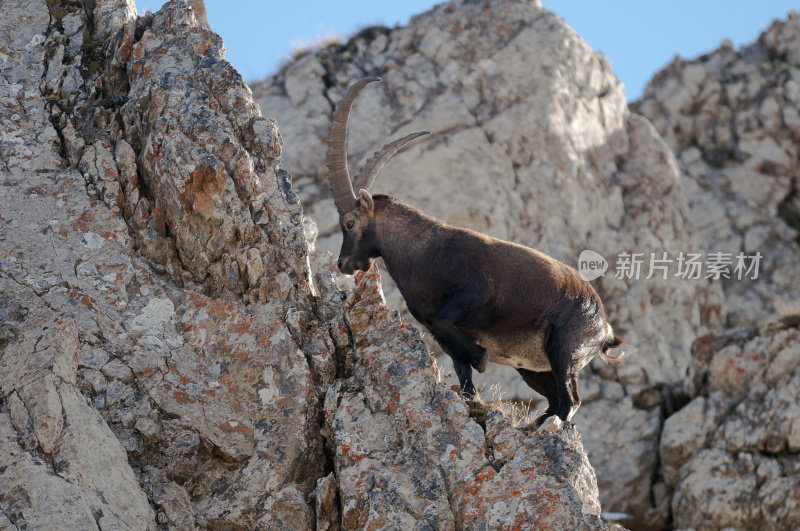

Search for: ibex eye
xmin=346 ymin=220 xmax=354 ymax=230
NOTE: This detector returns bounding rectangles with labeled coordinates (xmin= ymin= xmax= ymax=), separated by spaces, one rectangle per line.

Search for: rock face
xmin=1 ymin=0 xmax=612 ymax=529
xmin=631 ymin=14 xmax=800 ymax=530
xmin=252 ymin=0 xmax=723 ymax=524
xmin=661 ymin=318 xmax=800 ymax=530
xmin=633 ymin=13 xmax=800 ymax=328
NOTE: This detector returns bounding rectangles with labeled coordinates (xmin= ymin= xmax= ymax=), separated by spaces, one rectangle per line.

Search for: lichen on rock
xmin=1 ymin=0 xmax=615 ymax=529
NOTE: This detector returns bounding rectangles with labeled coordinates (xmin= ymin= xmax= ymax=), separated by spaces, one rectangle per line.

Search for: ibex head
xmin=327 ymin=77 xmax=430 ymax=274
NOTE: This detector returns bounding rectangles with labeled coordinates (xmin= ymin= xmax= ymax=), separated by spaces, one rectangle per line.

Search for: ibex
xmin=327 ymin=78 xmax=623 ymax=425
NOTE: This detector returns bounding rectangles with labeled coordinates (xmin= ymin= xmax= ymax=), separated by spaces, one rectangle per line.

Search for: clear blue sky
xmin=135 ymin=1 xmax=797 ymax=101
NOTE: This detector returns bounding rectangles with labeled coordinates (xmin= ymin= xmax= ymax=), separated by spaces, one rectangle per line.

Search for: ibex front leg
xmin=429 ymin=291 xmax=489 ymax=396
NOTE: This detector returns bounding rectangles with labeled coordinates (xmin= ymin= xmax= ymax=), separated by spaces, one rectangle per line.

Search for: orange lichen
xmin=217 ymin=419 xmax=254 ymax=438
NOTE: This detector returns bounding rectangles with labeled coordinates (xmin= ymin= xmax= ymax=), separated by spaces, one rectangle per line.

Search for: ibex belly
xmin=474 ymin=329 xmax=552 ymax=372
xmin=474 ymin=329 xmax=599 ymax=373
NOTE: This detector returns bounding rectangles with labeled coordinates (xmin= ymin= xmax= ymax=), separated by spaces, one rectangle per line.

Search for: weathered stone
xmin=6 ymin=391 xmax=37 ymax=452
xmin=101 ymin=358 xmax=134 ymax=381
xmin=1 ymin=0 xmax=322 ymax=526
xmin=151 ymin=480 xmax=195 ymax=529
xmin=252 ymin=0 xmax=726 ymax=522
xmin=311 ymin=473 xmax=340 ymax=531
xmin=576 ymin=397 xmax=661 ymax=526
xmin=17 ymin=376 xmax=63 ymax=455
xmin=324 ymin=268 xmax=609 ymax=530
xmin=0 ymin=412 xmax=103 ymax=530
xmin=659 ymin=395 xmax=716 ymax=486
xmin=661 ymin=321 xmax=800 ymax=529
xmin=633 ymin=13 xmax=800 ymax=328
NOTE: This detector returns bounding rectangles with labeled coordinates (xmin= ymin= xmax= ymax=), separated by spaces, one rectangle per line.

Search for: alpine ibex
xmin=327 ymin=77 xmax=623 ymax=425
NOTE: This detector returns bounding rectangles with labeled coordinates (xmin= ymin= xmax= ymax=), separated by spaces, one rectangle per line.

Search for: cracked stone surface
xmin=324 ymin=267 xmax=608 ymax=530
xmin=633 ymin=13 xmax=800 ymax=329
xmin=628 ymin=16 xmax=800 ymax=529
xmin=252 ymin=0 xmax=724 ymax=523
xmin=660 ymin=318 xmax=800 ymax=530
xmin=1 ymin=0 xmax=613 ymax=529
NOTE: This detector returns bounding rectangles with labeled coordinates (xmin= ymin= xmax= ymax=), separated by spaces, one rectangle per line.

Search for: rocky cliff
xmin=632 ymin=12 xmax=800 ymax=529
xmin=254 ymin=1 xmax=800 ymax=529
xmin=633 ymin=13 xmax=800 ymax=329
xmin=3 ymin=0 xmax=798 ymax=528
xmin=0 ymin=0 xmax=615 ymax=529
xmin=252 ymin=0 xmax=721 ymax=525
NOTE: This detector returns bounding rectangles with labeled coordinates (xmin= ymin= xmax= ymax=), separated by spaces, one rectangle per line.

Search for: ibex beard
xmin=327 ymin=77 xmax=624 ymax=426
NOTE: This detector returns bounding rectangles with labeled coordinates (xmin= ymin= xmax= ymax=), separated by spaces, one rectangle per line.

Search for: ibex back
xmin=326 ymin=78 xmax=623 ymax=425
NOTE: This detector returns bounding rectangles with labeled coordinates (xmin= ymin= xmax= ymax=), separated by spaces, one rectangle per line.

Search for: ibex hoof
xmin=538 ymin=415 xmax=563 ymax=433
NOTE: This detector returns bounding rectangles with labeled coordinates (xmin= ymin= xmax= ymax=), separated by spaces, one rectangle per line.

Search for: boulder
xmin=661 ymin=318 xmax=800 ymax=529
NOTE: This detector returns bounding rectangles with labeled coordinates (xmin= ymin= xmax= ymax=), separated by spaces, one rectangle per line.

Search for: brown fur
xmin=338 ymin=195 xmax=622 ymax=425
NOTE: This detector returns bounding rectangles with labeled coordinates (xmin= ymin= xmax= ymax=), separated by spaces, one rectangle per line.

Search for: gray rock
xmin=633 ymin=13 xmax=800 ymax=329
xmin=662 ymin=320 xmax=800 ymax=529
xmin=631 ymin=17 xmax=800 ymax=527
xmin=0 ymin=412 xmax=103 ymax=530
xmin=575 ymin=397 xmax=662 ymax=527
xmin=101 ymin=358 xmax=134 ymax=381
xmin=325 ymin=268 xmax=609 ymax=530
xmin=252 ymin=0 xmax=725 ymax=522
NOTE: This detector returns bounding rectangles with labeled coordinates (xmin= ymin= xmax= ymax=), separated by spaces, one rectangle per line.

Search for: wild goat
xmin=327 ymin=77 xmax=623 ymax=425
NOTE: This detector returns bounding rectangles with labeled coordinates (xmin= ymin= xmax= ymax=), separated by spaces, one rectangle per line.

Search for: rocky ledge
xmin=0 ymin=0 xmax=615 ymax=529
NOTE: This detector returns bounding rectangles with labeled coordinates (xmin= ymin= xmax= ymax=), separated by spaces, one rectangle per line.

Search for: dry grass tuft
xmin=474 ymin=382 xmax=540 ymax=428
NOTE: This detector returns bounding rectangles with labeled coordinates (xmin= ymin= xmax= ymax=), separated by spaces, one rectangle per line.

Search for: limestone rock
xmin=631 ymin=17 xmax=800 ymax=527
xmin=575 ymin=396 xmax=662 ymax=527
xmin=660 ymin=319 xmax=800 ymax=529
xmin=633 ymin=13 xmax=800 ymax=328
xmin=1 ymin=0 xmax=613 ymax=528
xmin=324 ymin=268 xmax=609 ymax=530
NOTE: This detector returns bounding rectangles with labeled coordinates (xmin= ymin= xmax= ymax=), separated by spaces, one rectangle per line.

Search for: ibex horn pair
xmin=326 ymin=77 xmax=430 ymax=215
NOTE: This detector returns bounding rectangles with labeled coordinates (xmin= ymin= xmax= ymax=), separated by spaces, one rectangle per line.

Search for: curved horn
xmin=327 ymin=77 xmax=382 ymax=214
xmin=353 ymin=131 xmax=431 ymax=193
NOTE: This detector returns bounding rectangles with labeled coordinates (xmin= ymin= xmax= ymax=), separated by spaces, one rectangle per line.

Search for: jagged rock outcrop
xmin=633 ymin=13 xmax=800 ymax=328
xmin=1 ymin=0 xmax=614 ymax=529
xmin=660 ymin=317 xmax=800 ymax=529
xmin=631 ymin=13 xmax=800 ymax=530
xmin=323 ymin=267 xmax=608 ymax=529
xmin=252 ymin=0 xmax=723 ymax=523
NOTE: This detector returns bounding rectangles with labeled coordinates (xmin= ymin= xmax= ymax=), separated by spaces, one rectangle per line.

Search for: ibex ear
xmin=358 ymin=189 xmax=374 ymax=215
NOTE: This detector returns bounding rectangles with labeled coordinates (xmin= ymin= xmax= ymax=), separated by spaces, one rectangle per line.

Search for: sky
xmin=135 ymin=1 xmax=798 ymax=101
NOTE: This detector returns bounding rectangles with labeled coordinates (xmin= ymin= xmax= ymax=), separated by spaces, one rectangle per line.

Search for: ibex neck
xmin=373 ymin=196 xmax=439 ymax=268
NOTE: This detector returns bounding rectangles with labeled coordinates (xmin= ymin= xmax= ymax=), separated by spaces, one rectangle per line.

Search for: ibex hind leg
xmin=517 ymin=369 xmax=559 ymax=426
xmin=568 ymin=372 xmax=581 ymax=420
xmin=542 ymin=325 xmax=578 ymax=424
